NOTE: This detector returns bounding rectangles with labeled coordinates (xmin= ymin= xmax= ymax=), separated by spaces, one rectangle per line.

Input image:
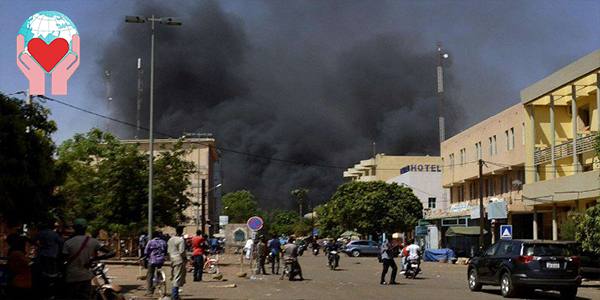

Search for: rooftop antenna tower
xmin=104 ymin=70 xmax=113 ymax=132
xmin=136 ymin=58 xmax=144 ymax=139
xmin=437 ymin=42 xmax=450 ymax=148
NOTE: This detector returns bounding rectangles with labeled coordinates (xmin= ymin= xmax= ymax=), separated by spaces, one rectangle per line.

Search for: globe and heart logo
xmin=16 ymin=11 xmax=80 ymax=96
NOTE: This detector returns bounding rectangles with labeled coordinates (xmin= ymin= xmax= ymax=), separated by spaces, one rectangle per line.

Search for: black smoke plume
xmin=100 ymin=0 xmax=465 ymax=209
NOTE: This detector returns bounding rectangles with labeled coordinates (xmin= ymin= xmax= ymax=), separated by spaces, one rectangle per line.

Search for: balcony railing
xmin=534 ymin=132 xmax=598 ymax=165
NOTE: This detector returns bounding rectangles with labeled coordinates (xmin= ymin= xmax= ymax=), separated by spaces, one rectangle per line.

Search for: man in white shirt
xmin=167 ymin=226 xmax=187 ymax=300
xmin=406 ymin=240 xmax=421 ymax=260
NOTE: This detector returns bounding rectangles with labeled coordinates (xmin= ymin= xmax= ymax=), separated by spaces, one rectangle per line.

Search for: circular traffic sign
xmin=246 ymin=216 xmax=264 ymax=231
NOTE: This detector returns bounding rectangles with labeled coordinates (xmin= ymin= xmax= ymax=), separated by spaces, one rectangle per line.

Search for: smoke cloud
xmin=99 ymin=0 xmax=546 ymax=209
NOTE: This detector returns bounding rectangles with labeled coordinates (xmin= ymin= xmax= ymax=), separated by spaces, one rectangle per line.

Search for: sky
xmin=1 ymin=0 xmax=599 ymax=208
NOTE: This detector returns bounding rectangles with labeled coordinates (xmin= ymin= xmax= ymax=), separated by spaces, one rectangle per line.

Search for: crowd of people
xmin=3 ymin=218 xmax=115 ymax=300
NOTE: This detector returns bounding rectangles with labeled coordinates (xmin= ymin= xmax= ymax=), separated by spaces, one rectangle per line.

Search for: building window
xmin=500 ymin=174 xmax=510 ymax=194
xmin=459 ymin=185 xmax=465 ymax=201
xmin=489 ymin=135 xmax=498 ymax=156
xmin=477 ymin=141 xmax=482 ymax=160
xmin=428 ymin=197 xmax=436 ymax=209
xmin=521 ymin=122 xmax=525 ymax=145
xmin=506 ymin=128 xmax=515 ymax=151
xmin=460 ymin=148 xmax=466 ymax=165
xmin=449 ymin=153 xmax=455 ymax=168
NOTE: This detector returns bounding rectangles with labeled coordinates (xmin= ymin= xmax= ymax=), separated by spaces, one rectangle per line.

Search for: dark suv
xmin=468 ymin=240 xmax=581 ymax=298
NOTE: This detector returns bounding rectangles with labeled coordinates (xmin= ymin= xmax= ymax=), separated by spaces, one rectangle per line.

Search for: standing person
xmin=380 ymin=239 xmax=399 ymax=285
xmin=243 ymin=237 xmax=254 ymax=260
xmin=256 ymin=236 xmax=268 ymax=275
xmin=62 ymin=218 xmax=114 ymax=299
xmin=191 ymin=230 xmax=205 ymax=282
xmin=33 ymin=221 xmax=63 ymax=299
xmin=168 ymin=226 xmax=187 ymax=300
xmin=138 ymin=232 xmax=148 ymax=258
xmin=144 ymin=231 xmax=167 ymax=297
xmin=267 ymin=235 xmax=281 ymax=275
xmin=6 ymin=234 xmax=32 ymax=299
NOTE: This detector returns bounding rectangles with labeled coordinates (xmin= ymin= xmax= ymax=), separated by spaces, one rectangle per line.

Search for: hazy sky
xmin=1 ymin=0 xmax=599 ymax=206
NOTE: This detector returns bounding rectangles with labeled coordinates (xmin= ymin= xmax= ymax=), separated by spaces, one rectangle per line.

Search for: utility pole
xmin=479 ymin=159 xmax=485 ymax=249
xmin=201 ymin=178 xmax=206 ymax=233
xmin=125 ymin=14 xmax=181 ymax=239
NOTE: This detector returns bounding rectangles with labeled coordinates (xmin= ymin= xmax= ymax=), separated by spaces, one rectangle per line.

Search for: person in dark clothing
xmin=33 ymin=221 xmax=63 ymax=299
xmin=380 ymin=239 xmax=399 ymax=285
xmin=267 ymin=235 xmax=281 ymax=274
xmin=256 ymin=236 xmax=268 ymax=275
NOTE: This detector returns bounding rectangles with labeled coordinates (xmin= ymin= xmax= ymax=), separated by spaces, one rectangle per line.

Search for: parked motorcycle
xmin=91 ymin=262 xmax=125 ymax=300
xmin=328 ymin=250 xmax=340 ymax=270
xmin=404 ymin=257 xmax=421 ymax=279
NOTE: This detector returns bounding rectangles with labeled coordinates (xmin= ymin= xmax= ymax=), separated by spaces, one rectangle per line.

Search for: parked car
xmin=468 ymin=239 xmax=581 ymax=299
xmin=567 ymin=242 xmax=600 ymax=279
xmin=341 ymin=240 xmax=380 ymax=257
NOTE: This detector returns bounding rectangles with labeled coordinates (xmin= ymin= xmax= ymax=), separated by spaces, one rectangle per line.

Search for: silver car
xmin=342 ymin=240 xmax=380 ymax=257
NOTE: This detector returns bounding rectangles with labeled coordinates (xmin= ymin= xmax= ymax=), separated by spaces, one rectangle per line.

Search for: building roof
xmin=521 ymin=49 xmax=600 ymax=104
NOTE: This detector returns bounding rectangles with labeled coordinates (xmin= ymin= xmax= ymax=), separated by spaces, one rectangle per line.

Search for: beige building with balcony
xmin=122 ymin=138 xmax=219 ymax=235
xmin=433 ymin=103 xmax=533 ymax=239
xmin=343 ymin=154 xmax=441 ymax=182
xmin=521 ymin=49 xmax=600 ymax=241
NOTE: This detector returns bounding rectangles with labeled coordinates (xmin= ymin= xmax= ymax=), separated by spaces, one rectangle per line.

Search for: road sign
xmin=246 ymin=216 xmax=264 ymax=231
xmin=500 ymin=225 xmax=512 ymax=240
xmin=219 ymin=215 xmax=229 ymax=226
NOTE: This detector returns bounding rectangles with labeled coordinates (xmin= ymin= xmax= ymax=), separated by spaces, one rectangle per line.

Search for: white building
xmin=386 ymin=163 xmax=449 ymax=217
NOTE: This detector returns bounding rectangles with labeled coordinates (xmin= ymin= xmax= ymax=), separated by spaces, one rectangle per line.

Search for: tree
xmin=576 ymin=204 xmax=600 ymax=255
xmin=291 ymin=188 xmax=309 ymax=216
xmin=269 ymin=210 xmax=301 ymax=236
xmin=221 ymin=190 xmax=258 ymax=223
xmin=0 ymin=93 xmax=64 ymax=224
xmin=56 ymin=129 xmax=195 ymax=234
xmin=317 ymin=181 xmax=423 ymax=237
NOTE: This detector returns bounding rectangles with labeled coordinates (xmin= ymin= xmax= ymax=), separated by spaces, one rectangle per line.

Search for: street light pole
xmin=125 ymin=15 xmax=181 ymax=239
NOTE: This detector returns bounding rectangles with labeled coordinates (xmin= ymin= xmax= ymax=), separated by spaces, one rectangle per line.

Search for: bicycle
xmin=203 ymin=254 xmax=220 ymax=274
xmin=151 ymin=267 xmax=167 ymax=298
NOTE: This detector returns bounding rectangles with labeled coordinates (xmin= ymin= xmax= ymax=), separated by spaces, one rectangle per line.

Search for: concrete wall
xmin=386 ymin=171 xmax=449 ymax=213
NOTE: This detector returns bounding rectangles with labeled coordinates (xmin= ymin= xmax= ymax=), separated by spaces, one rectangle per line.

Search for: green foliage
xmin=291 ymin=188 xmax=309 ymax=215
xmin=222 ymin=190 xmax=258 ymax=223
xmin=268 ymin=210 xmax=301 ymax=236
xmin=0 ymin=93 xmax=63 ymax=224
xmin=559 ymin=213 xmax=581 ymax=240
xmin=576 ymin=204 xmax=600 ymax=255
xmin=317 ymin=181 xmax=423 ymax=237
xmin=57 ymin=129 xmax=195 ymax=234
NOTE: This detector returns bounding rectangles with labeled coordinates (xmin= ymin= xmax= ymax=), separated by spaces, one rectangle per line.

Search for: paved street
xmin=106 ymin=254 xmax=600 ymax=300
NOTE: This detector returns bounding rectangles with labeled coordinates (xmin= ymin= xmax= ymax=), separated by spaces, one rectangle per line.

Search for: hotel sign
xmin=400 ymin=164 xmax=442 ymax=174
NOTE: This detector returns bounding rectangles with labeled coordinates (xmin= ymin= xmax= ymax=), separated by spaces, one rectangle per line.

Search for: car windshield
xmin=524 ymin=244 xmax=571 ymax=256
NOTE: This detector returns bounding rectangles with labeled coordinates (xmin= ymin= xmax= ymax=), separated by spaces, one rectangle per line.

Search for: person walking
xmin=33 ymin=221 xmax=63 ymax=299
xmin=256 ymin=236 xmax=268 ymax=275
xmin=62 ymin=218 xmax=114 ymax=299
xmin=168 ymin=226 xmax=187 ymax=300
xmin=191 ymin=230 xmax=205 ymax=282
xmin=144 ymin=231 xmax=167 ymax=297
xmin=267 ymin=235 xmax=281 ymax=274
xmin=380 ymin=239 xmax=399 ymax=285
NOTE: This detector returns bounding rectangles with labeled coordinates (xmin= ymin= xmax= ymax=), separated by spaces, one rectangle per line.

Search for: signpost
xmin=500 ymin=225 xmax=513 ymax=240
xmin=246 ymin=216 xmax=264 ymax=275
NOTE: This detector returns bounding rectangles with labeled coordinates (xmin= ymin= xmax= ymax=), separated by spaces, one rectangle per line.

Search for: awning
xmin=446 ymin=226 xmax=487 ymax=236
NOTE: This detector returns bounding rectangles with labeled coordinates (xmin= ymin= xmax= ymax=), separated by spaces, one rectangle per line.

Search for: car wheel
xmin=500 ymin=272 xmax=517 ymax=298
xmin=351 ymin=250 xmax=361 ymax=257
xmin=560 ymin=287 xmax=578 ymax=299
xmin=468 ymin=268 xmax=482 ymax=291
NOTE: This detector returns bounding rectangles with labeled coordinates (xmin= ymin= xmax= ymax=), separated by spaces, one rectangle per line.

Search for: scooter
xmin=280 ymin=258 xmax=301 ymax=281
xmin=404 ymin=257 xmax=421 ymax=279
xmin=91 ymin=262 xmax=125 ymax=300
xmin=328 ymin=250 xmax=340 ymax=270
xmin=312 ymin=245 xmax=320 ymax=256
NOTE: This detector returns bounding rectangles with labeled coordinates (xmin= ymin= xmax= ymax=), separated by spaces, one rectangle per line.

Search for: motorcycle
xmin=404 ymin=257 xmax=421 ymax=279
xmin=91 ymin=262 xmax=125 ymax=300
xmin=328 ymin=250 xmax=340 ymax=270
xmin=280 ymin=258 xmax=301 ymax=281
xmin=312 ymin=245 xmax=320 ymax=256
